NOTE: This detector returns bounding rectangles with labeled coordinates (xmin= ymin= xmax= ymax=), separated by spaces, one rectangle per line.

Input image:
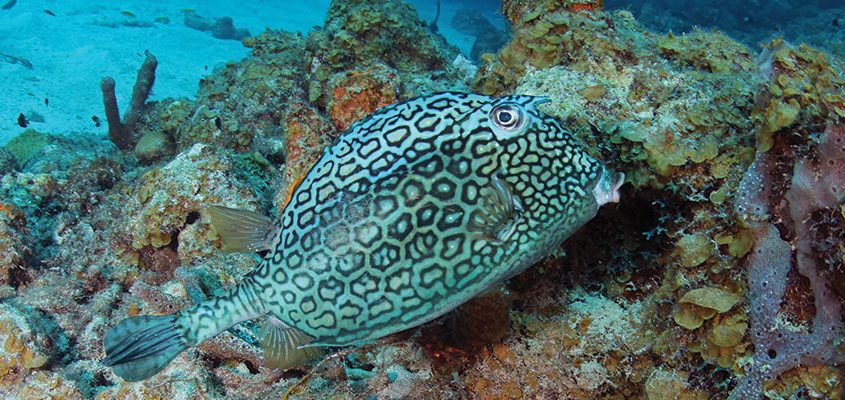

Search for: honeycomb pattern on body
xmin=202 ymin=92 xmax=604 ymax=345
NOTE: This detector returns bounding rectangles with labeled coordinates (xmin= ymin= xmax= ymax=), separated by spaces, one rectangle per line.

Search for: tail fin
xmin=102 ymin=315 xmax=189 ymax=381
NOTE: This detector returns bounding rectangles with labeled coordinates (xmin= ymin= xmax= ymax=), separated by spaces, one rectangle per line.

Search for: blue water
xmin=606 ymin=0 xmax=845 ymax=51
xmin=0 ymin=0 xmax=503 ymax=144
xmin=1 ymin=0 xmax=841 ymax=144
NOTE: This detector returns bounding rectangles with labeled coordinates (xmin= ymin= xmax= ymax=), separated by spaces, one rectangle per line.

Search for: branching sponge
xmin=100 ymin=51 xmax=158 ymax=150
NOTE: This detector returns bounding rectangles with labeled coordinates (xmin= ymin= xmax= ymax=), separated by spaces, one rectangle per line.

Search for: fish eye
xmin=491 ymin=103 xmax=524 ymax=131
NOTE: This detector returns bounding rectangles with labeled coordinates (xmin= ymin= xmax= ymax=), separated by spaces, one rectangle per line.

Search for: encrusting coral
xmin=121 ymin=143 xmax=260 ymax=264
xmin=0 ymin=203 xmax=29 ymax=290
xmin=752 ymin=39 xmax=845 ymax=151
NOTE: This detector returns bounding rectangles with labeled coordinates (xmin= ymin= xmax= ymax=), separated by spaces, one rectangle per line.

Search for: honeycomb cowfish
xmin=103 ymin=92 xmax=624 ymax=381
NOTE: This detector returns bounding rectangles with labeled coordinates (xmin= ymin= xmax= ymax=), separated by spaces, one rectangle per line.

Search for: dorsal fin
xmin=467 ymin=174 xmax=524 ymax=242
xmin=259 ymin=316 xmax=323 ymax=369
xmin=204 ymin=206 xmax=274 ymax=252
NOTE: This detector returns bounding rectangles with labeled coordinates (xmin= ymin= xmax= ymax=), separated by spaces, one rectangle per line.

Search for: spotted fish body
xmin=103 ymin=92 xmax=624 ymax=381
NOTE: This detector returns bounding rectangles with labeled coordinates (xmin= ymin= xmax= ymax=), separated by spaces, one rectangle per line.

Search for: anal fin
xmin=204 ymin=206 xmax=275 ymax=252
xmin=259 ymin=317 xmax=323 ymax=370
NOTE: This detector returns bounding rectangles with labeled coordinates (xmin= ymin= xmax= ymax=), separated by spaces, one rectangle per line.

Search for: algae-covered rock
xmin=0 ymin=203 xmax=30 ymax=287
xmin=656 ymin=29 xmax=756 ymax=74
xmin=328 ymin=65 xmax=399 ymax=131
xmin=0 ymin=172 xmax=59 ymax=214
xmin=673 ymin=287 xmax=739 ymax=330
xmin=752 ymin=39 xmax=845 ymax=151
xmin=175 ymin=30 xmax=307 ymax=152
xmin=274 ymin=101 xmax=335 ymax=212
xmin=134 ymin=130 xmax=174 ymax=164
xmin=124 ymin=144 xmax=260 ymax=256
xmin=2 ymin=370 xmax=83 ymax=399
xmin=463 ymin=292 xmax=646 ymax=398
xmin=476 ymin=4 xmax=653 ymax=95
xmin=304 ymin=0 xmax=466 ymax=108
xmin=676 ymin=233 xmax=715 ymax=267
xmin=0 ymin=303 xmax=55 ymax=381
xmin=0 ymin=149 xmax=17 ymax=176
xmin=645 ymin=369 xmax=707 ymax=400
xmin=316 ymin=0 xmax=459 ymax=74
xmin=2 ymin=129 xmax=49 ymax=167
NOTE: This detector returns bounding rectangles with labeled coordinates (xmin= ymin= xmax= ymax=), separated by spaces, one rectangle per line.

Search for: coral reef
xmin=327 ymin=65 xmax=398 ymax=131
xmin=752 ymin=39 xmax=845 ymax=151
xmin=466 ymin=0 xmax=845 ymax=398
xmin=2 ymin=129 xmax=50 ymax=167
xmin=304 ymin=0 xmax=467 ymax=107
xmin=0 ymin=0 xmax=843 ymax=399
xmin=0 ymin=203 xmax=29 ymax=289
xmin=0 ymin=149 xmax=17 ymax=177
xmin=120 ymin=143 xmax=259 ymax=262
xmin=0 ymin=302 xmax=74 ymax=396
xmin=172 ymin=28 xmax=305 ymax=153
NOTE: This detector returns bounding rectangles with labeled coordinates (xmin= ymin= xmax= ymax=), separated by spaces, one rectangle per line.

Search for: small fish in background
xmin=44 ymin=9 xmax=56 ymax=16
xmin=1 ymin=0 xmax=16 ymax=10
xmin=17 ymin=113 xmax=28 ymax=128
xmin=0 ymin=53 xmax=33 ymax=69
xmin=92 ymin=116 xmax=101 ymax=128
xmin=102 ymin=92 xmax=625 ymax=381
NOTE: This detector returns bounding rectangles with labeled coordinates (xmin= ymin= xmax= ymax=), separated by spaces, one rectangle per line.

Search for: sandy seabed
xmin=0 ymin=0 xmax=497 ymax=145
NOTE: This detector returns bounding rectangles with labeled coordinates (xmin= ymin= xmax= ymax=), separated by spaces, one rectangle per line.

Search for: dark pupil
xmin=499 ymin=111 xmax=513 ymax=124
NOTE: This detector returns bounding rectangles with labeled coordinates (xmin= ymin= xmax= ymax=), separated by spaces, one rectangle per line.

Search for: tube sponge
xmin=100 ymin=51 xmax=158 ymax=150
xmin=730 ymin=124 xmax=845 ymax=399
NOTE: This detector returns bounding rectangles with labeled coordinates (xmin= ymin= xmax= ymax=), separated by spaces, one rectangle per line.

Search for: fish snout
xmin=593 ymin=167 xmax=624 ymax=207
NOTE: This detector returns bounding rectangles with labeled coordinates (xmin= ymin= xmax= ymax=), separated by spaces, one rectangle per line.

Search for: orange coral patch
xmin=568 ymin=1 xmax=603 ymax=12
xmin=328 ymin=67 xmax=397 ymax=131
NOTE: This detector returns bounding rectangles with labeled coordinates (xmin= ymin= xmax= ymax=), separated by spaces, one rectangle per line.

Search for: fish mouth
xmin=593 ymin=167 xmax=625 ymax=207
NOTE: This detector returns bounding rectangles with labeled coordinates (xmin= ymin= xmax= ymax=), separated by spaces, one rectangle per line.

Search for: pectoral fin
xmin=205 ymin=206 xmax=275 ymax=252
xmin=259 ymin=317 xmax=323 ymax=369
xmin=467 ymin=174 xmax=524 ymax=242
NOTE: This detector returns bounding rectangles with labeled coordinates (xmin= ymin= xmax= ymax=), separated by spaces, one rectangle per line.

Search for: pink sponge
xmin=731 ymin=124 xmax=845 ymax=400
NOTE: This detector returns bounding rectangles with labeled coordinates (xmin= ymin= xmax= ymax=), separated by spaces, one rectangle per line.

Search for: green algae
xmin=3 ymin=129 xmax=50 ymax=166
